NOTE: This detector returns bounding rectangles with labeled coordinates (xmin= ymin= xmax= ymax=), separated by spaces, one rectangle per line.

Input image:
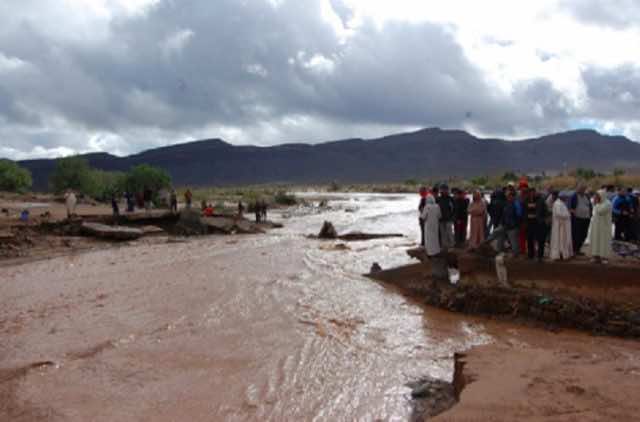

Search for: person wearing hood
xmin=488 ymin=187 xmax=506 ymax=233
xmin=550 ymin=191 xmax=573 ymax=261
xmin=436 ymin=184 xmax=455 ymax=250
xmin=589 ymin=190 xmax=613 ymax=264
xmin=453 ymin=188 xmax=469 ymax=247
xmin=468 ymin=190 xmax=487 ymax=249
xmin=421 ymin=195 xmax=441 ymax=257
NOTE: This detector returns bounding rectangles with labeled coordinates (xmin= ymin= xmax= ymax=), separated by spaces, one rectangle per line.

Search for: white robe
xmin=551 ymin=199 xmax=573 ymax=260
xmin=589 ymin=200 xmax=613 ymax=258
xmin=421 ymin=201 xmax=441 ymax=257
xmin=65 ymin=192 xmax=77 ymax=217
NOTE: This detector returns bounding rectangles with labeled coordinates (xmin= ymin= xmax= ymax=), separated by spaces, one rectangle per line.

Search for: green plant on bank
xmin=274 ymin=190 xmax=298 ymax=205
xmin=0 ymin=160 xmax=33 ymax=193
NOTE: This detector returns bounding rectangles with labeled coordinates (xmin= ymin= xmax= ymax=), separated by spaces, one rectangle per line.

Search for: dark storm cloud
xmin=581 ymin=64 xmax=640 ymax=120
xmin=559 ymin=0 xmax=640 ymax=29
xmin=0 ymin=0 xmax=586 ymax=158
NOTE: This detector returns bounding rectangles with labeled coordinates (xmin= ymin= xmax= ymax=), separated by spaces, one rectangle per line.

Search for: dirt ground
xmin=436 ymin=328 xmax=640 ymax=421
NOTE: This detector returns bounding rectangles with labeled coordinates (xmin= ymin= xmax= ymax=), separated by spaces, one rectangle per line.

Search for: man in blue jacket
xmin=497 ymin=190 xmax=522 ymax=256
xmin=612 ymin=187 xmax=630 ymax=241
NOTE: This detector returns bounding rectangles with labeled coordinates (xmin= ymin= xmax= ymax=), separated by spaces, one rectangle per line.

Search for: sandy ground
xmin=437 ymin=329 xmax=640 ymax=421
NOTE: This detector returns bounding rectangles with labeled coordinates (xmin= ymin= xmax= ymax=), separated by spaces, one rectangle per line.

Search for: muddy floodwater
xmin=2 ymin=193 xmax=638 ymax=420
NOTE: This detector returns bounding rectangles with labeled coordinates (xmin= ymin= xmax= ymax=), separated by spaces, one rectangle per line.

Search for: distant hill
xmin=16 ymin=128 xmax=640 ymax=191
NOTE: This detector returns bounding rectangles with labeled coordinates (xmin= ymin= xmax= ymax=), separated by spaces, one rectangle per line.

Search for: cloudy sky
xmin=1 ymin=0 xmax=640 ymax=159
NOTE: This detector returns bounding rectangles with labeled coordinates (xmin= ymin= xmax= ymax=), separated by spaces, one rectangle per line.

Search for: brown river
xmin=3 ymin=193 xmax=636 ymax=420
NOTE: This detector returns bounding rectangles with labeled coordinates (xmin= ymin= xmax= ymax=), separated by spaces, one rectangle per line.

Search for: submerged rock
xmin=318 ymin=221 xmax=338 ymax=239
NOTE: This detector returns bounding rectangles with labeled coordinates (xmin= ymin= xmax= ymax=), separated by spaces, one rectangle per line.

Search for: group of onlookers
xmin=419 ymin=179 xmax=640 ymax=265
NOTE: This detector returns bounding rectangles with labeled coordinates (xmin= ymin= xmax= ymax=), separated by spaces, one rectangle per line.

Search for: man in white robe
xmin=64 ymin=189 xmax=77 ymax=219
xmin=550 ymin=192 xmax=573 ymax=260
xmin=421 ymin=195 xmax=441 ymax=257
xmin=589 ymin=190 xmax=613 ymax=264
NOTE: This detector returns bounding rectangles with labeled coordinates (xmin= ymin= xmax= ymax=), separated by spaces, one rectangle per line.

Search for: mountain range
xmin=16 ymin=128 xmax=640 ymax=191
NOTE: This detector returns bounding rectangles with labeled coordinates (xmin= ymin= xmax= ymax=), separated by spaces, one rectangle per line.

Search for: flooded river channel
xmin=0 ymin=193 xmax=592 ymax=420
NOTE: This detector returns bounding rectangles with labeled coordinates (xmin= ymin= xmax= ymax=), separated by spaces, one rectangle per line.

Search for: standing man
xmin=453 ymin=188 xmax=469 ymax=248
xmin=627 ymin=188 xmax=639 ymax=242
xmin=64 ymin=189 xmax=77 ymax=219
xmin=612 ymin=187 xmax=630 ymax=241
xmin=418 ymin=187 xmax=428 ymax=247
xmin=589 ymin=190 xmax=613 ymax=264
xmin=524 ymin=188 xmax=548 ymax=262
xmin=569 ymin=185 xmax=592 ymax=255
xmin=143 ymin=186 xmax=153 ymax=213
xmin=498 ymin=190 xmax=522 ymax=257
xmin=184 ymin=189 xmax=193 ymax=210
xmin=436 ymin=184 xmax=455 ymax=250
xmin=550 ymin=191 xmax=573 ymax=261
xmin=170 ymin=189 xmax=178 ymax=213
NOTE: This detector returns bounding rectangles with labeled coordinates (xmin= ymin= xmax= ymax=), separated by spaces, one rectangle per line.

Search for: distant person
xmin=627 ymin=188 xmax=638 ymax=242
xmin=524 ymin=187 xmax=548 ymax=262
xmin=254 ymin=201 xmax=261 ymax=223
xmin=261 ymin=200 xmax=268 ymax=221
xmin=612 ymin=187 xmax=630 ymax=241
xmin=238 ymin=201 xmax=245 ymax=218
xmin=497 ymin=190 xmax=521 ymax=256
xmin=468 ymin=190 xmax=487 ymax=249
xmin=64 ymin=189 xmax=77 ymax=219
xmin=184 ymin=189 xmax=193 ymax=209
xmin=135 ymin=191 xmax=144 ymax=208
xmin=550 ymin=191 xmax=573 ymax=261
xmin=436 ymin=184 xmax=455 ymax=250
xmin=453 ymin=188 xmax=469 ymax=248
xmin=143 ymin=187 xmax=153 ymax=213
xmin=589 ymin=190 xmax=613 ymax=264
xmin=420 ymin=195 xmax=441 ymax=257
xmin=124 ymin=191 xmax=135 ymax=212
xmin=569 ymin=185 xmax=592 ymax=255
xmin=517 ymin=178 xmax=529 ymax=255
xmin=203 ymin=203 xmax=214 ymax=217
xmin=418 ymin=187 xmax=428 ymax=246
xmin=111 ymin=194 xmax=120 ymax=218
xmin=488 ymin=187 xmax=506 ymax=233
xmin=170 ymin=189 xmax=178 ymax=213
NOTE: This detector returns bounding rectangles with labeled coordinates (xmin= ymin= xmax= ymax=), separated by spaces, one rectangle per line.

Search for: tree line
xmin=0 ymin=156 xmax=172 ymax=200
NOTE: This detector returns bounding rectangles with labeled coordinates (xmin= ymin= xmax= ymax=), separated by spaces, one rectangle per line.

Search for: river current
xmin=0 ymin=193 xmax=492 ymax=421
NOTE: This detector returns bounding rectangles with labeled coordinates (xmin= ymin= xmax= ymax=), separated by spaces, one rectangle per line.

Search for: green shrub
xmin=0 ymin=160 xmax=32 ymax=193
xmin=274 ymin=191 xmax=297 ymax=206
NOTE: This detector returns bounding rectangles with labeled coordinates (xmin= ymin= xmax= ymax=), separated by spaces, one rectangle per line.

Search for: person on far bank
xmin=111 ymin=194 xmax=120 ymax=219
xmin=524 ymin=187 xmax=548 ymax=262
xmin=64 ymin=189 xmax=77 ymax=219
xmin=569 ymin=185 xmax=592 ymax=255
xmin=453 ymin=188 xmax=469 ymax=248
xmin=612 ymin=187 xmax=631 ymax=241
xmin=627 ymin=188 xmax=638 ymax=242
xmin=184 ymin=189 xmax=193 ymax=209
xmin=550 ymin=191 xmax=573 ymax=261
xmin=436 ymin=184 xmax=455 ymax=250
xmin=418 ymin=186 xmax=428 ymax=247
xmin=589 ymin=190 xmax=613 ymax=264
xmin=497 ymin=190 xmax=521 ymax=256
xmin=170 ymin=189 xmax=178 ymax=213
xmin=488 ymin=187 xmax=506 ymax=233
xmin=421 ymin=195 xmax=441 ymax=257
xmin=468 ymin=190 xmax=487 ymax=250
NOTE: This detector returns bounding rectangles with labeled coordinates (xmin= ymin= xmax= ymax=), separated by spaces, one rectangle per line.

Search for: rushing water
xmin=0 ymin=193 xmax=492 ymax=421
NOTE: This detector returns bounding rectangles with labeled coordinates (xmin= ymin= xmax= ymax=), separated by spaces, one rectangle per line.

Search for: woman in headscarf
xmin=589 ymin=190 xmax=613 ymax=264
xmin=550 ymin=191 xmax=573 ymax=261
xmin=418 ymin=186 xmax=428 ymax=246
xmin=421 ymin=195 xmax=441 ymax=257
xmin=468 ymin=190 xmax=487 ymax=249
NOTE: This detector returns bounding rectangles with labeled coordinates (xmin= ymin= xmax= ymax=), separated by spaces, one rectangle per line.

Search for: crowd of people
xmin=418 ymin=178 xmax=640 ymax=265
